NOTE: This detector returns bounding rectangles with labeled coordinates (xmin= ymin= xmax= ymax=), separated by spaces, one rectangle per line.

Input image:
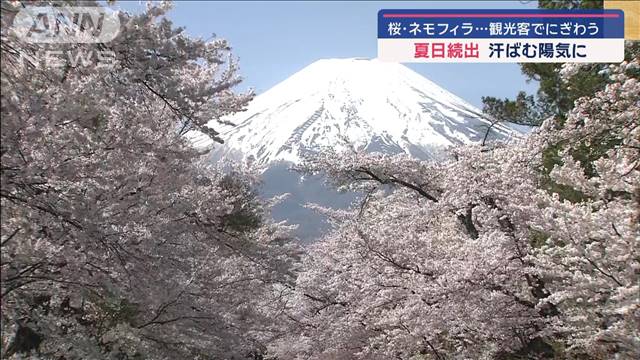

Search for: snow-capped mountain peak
xmin=202 ymin=58 xmax=512 ymax=164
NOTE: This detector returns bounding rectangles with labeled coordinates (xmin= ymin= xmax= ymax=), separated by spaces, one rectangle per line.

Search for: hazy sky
xmin=118 ymin=0 xmax=541 ymax=108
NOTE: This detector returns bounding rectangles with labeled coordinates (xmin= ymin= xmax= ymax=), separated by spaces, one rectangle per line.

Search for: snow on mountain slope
xmin=199 ymin=58 xmax=513 ymax=165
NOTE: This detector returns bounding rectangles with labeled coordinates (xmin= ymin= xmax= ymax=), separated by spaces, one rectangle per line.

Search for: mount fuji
xmin=194 ymin=58 xmax=523 ymax=241
xmin=196 ymin=58 xmax=515 ymax=165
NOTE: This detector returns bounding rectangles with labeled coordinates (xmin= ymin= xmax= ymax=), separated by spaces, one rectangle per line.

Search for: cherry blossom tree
xmin=273 ymin=57 xmax=639 ymax=359
xmin=528 ymin=59 xmax=639 ymax=357
xmin=1 ymin=1 xmax=298 ymax=358
xmin=2 ymin=1 xmax=637 ymax=358
xmin=274 ymin=147 xmax=552 ymax=359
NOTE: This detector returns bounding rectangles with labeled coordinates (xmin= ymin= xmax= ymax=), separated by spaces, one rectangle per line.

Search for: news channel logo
xmin=11 ymin=6 xmax=120 ymax=44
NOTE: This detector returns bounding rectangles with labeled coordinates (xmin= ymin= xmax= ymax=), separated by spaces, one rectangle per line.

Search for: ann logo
xmin=27 ymin=11 xmax=105 ymax=39
xmin=13 ymin=6 xmax=120 ymax=43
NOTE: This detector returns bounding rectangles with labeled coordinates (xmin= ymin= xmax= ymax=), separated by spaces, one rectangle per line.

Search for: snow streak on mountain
xmin=198 ymin=58 xmax=512 ymax=165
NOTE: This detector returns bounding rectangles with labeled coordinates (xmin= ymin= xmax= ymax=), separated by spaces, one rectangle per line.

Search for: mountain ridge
xmin=196 ymin=58 xmax=514 ymax=165
xmin=190 ymin=58 xmax=526 ymax=241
